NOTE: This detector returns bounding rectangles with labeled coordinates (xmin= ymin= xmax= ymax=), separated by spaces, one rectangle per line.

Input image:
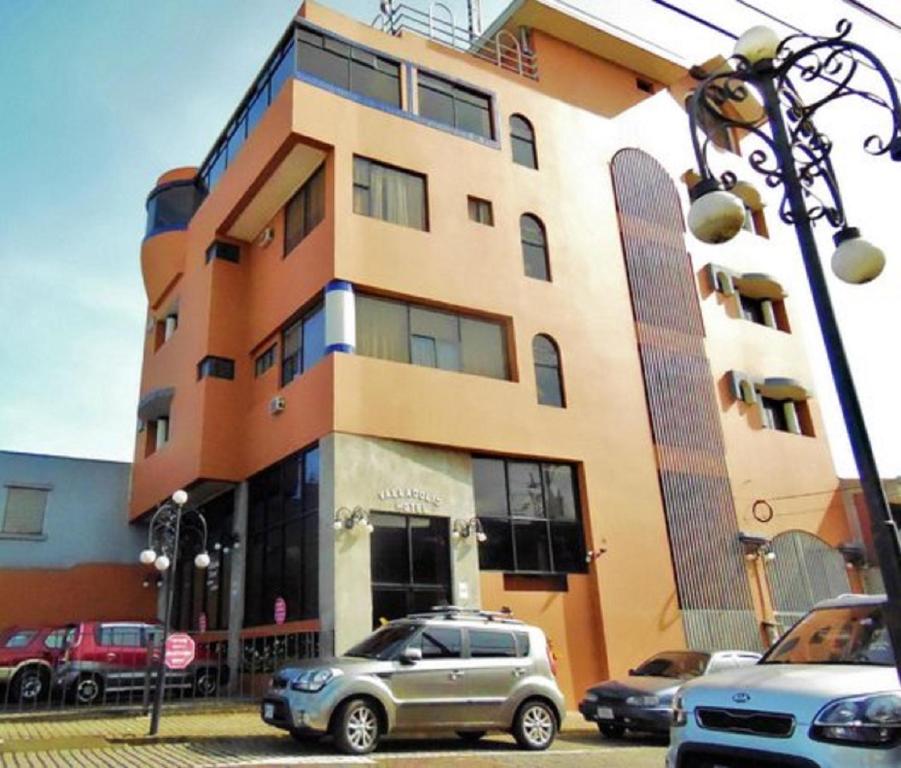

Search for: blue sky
xmin=0 ymin=0 xmax=898 ymax=477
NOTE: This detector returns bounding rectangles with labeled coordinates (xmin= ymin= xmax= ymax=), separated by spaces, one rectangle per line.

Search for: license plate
xmin=596 ymin=706 xmax=614 ymax=720
xmin=263 ymin=703 xmax=275 ymax=720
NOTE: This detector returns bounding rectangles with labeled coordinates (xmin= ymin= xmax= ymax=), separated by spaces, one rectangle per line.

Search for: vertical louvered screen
xmin=611 ymin=148 xmax=760 ymax=651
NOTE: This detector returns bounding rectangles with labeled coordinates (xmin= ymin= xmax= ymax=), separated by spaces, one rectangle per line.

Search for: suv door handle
xmin=513 ymin=667 xmax=527 ymax=677
xmin=449 ymin=670 xmax=465 ymax=680
xmin=106 ymin=653 xmax=117 ymax=662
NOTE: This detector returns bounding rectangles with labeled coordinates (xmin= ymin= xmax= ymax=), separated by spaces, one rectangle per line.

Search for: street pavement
xmin=0 ymin=707 xmax=667 ymax=767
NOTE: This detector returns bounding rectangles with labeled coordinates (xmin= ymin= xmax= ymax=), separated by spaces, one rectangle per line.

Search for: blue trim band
xmin=326 ymin=343 xmax=354 ymax=354
xmin=326 ymin=279 xmax=353 ymax=293
xmin=143 ymin=224 xmax=189 ymax=242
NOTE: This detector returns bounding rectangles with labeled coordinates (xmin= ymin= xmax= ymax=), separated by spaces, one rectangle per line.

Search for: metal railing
xmin=0 ymin=628 xmax=321 ymax=718
xmin=374 ymin=3 xmax=539 ymax=79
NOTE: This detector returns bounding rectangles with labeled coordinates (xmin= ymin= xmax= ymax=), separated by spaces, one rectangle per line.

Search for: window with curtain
xmin=417 ymin=72 xmax=494 ymax=139
xmin=533 ymin=335 xmax=564 ymax=407
xmin=510 ymin=115 xmax=537 ymax=169
xmin=285 ymin=163 xmax=325 ymax=255
xmin=353 ymin=157 xmax=428 ymax=231
xmin=355 ymin=295 xmax=508 ymax=379
xmin=244 ymin=445 xmax=319 ymax=627
xmin=297 ymin=27 xmax=401 ymax=108
xmin=281 ymin=304 xmax=325 ymax=386
xmin=520 ymin=214 xmax=549 ymax=280
xmin=473 ymin=457 xmax=585 ymax=574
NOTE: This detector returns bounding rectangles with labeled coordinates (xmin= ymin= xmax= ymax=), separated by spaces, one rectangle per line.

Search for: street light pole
xmin=684 ymin=20 xmax=901 ymax=682
xmin=139 ymin=490 xmax=210 ymax=736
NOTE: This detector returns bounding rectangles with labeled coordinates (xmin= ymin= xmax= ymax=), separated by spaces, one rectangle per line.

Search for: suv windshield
xmin=633 ymin=651 xmax=710 ymax=679
xmin=345 ymin=624 xmax=419 ymax=660
xmin=763 ymin=604 xmax=894 ymax=666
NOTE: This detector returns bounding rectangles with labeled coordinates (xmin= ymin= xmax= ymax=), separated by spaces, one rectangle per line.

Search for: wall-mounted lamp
xmin=585 ymin=547 xmax=608 ymax=563
xmin=334 ymin=506 xmax=374 ymax=533
xmin=452 ymin=517 xmax=487 ymax=543
xmin=739 ymin=532 xmax=775 ymax=562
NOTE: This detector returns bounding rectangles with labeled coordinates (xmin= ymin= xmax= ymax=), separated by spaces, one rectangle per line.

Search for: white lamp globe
xmin=365 ymin=522 xmax=375 ymax=534
xmin=154 ymin=554 xmax=171 ymax=571
xmin=194 ymin=552 xmax=211 ymax=569
xmin=832 ymin=228 xmax=885 ymax=284
xmin=734 ymin=25 xmax=780 ymax=64
xmin=333 ymin=519 xmax=344 ymax=531
xmin=476 ymin=531 xmax=488 ymax=543
xmin=688 ymin=189 xmax=746 ymax=244
xmin=139 ymin=548 xmax=157 ymax=565
xmin=171 ymin=489 xmax=188 ymax=506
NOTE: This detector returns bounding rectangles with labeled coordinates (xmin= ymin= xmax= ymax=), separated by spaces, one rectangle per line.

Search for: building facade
xmin=130 ymin=0 xmax=868 ymax=703
xmin=0 ymin=451 xmax=154 ymax=627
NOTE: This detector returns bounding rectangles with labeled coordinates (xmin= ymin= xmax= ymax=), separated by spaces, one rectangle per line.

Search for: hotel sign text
xmin=377 ymin=487 xmax=442 ymax=514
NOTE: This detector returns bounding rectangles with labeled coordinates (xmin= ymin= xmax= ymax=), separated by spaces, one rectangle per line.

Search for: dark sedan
xmin=579 ymin=649 xmax=761 ymax=737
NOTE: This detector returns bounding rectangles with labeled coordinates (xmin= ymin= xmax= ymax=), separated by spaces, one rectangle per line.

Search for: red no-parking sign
xmin=165 ymin=633 xmax=196 ymax=670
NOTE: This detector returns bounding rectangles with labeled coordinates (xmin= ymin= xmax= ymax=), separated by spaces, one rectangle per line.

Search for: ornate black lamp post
xmin=139 ymin=490 xmax=210 ymax=735
xmin=684 ymin=20 xmax=901 ymax=682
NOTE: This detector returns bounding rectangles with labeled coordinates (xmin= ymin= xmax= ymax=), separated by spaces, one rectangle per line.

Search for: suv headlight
xmin=290 ymin=668 xmax=340 ymax=693
xmin=626 ymin=695 xmax=660 ymax=707
xmin=672 ymin=692 xmax=688 ymax=727
xmin=811 ymin=693 xmax=901 ymax=747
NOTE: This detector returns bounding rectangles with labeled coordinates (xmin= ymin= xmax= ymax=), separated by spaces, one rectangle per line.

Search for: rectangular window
xmin=469 ymin=630 xmax=517 ymax=658
xmin=418 ymin=627 xmax=462 ymax=659
xmin=285 ymin=163 xmax=326 ymax=255
xmin=244 ymin=445 xmax=319 ymax=627
xmin=761 ymin=396 xmax=790 ymax=432
xmin=473 ymin=457 xmax=585 ymax=575
xmin=417 ymin=72 xmax=493 ymax=139
xmin=98 ymin=626 xmax=143 ymax=647
xmin=739 ymin=294 xmax=766 ymax=325
xmin=255 ymin=345 xmax=277 ymax=376
xmin=353 ymin=157 xmax=428 ymax=231
xmin=297 ymin=26 xmax=401 ymax=108
xmin=467 ymin=196 xmax=494 ymax=226
xmin=2 ymin=487 xmax=49 ymax=535
xmin=197 ymin=356 xmax=235 ymax=381
xmin=355 ymin=295 xmax=508 ymax=380
xmin=281 ymin=305 xmax=325 ymax=386
xmin=205 ymin=241 xmax=241 ymax=264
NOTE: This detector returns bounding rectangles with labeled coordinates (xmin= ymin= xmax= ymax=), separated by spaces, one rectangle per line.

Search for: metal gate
xmin=768 ymin=531 xmax=851 ymax=634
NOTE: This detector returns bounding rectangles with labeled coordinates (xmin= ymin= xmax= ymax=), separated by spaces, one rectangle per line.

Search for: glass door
xmin=370 ymin=513 xmax=451 ymax=627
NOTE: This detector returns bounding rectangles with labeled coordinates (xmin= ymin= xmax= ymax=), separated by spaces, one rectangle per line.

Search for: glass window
xmin=467 ymin=196 xmax=494 ymax=226
xmin=353 ymin=156 xmax=427 ymax=231
xmin=345 ymin=624 xmax=419 ymax=660
xmin=198 ymin=356 xmax=235 ymax=381
xmin=419 ymin=627 xmax=462 ymax=659
xmin=520 ymin=214 xmax=549 ymax=280
xmin=469 ymin=630 xmax=517 ymax=658
xmin=370 ymin=514 xmax=410 ymax=585
xmin=2 ymin=487 xmax=48 ymax=535
xmin=255 ymin=345 xmax=276 ymax=377
xmin=4 ymin=630 xmax=36 ymax=648
xmin=761 ymin=396 xmax=790 ymax=432
xmin=44 ymin=629 xmax=68 ymax=650
xmin=410 ymin=516 xmax=450 ymax=585
xmin=285 ymin=164 xmax=326 ymax=255
xmin=99 ymin=626 xmax=143 ymax=647
xmin=418 ymin=72 xmax=493 ymax=140
xmin=533 ymin=335 xmax=564 ymax=407
xmin=281 ymin=304 xmax=325 ymax=386
xmin=355 ymin=295 xmax=508 ymax=380
xmin=474 ymin=457 xmax=585 ymax=575
xmin=510 ymin=115 xmax=537 ymax=169
xmin=145 ymin=182 xmax=204 ymax=237
xmin=356 ymin=296 xmax=410 ymax=363
xmin=739 ymin=294 xmax=766 ymax=325
xmin=633 ymin=651 xmax=711 ymax=679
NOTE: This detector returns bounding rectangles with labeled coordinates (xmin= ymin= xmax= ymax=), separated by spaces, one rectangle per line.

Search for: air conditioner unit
xmin=269 ymin=395 xmax=286 ymax=415
xmin=258 ymin=227 xmax=275 ymax=248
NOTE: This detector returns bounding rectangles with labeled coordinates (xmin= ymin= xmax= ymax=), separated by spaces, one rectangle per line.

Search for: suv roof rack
xmin=406 ymin=606 xmax=524 ymax=624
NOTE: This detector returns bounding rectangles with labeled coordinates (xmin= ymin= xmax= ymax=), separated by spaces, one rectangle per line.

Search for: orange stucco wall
xmin=130 ymin=0 xmax=855 ymax=700
xmin=0 ymin=564 xmax=156 ymax=628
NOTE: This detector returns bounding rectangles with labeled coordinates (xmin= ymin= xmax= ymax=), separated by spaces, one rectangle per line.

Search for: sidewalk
xmin=0 ymin=705 xmax=596 ymax=754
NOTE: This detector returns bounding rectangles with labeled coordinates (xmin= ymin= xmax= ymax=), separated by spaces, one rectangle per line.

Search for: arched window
xmin=520 ymin=214 xmax=549 ymax=280
xmin=510 ymin=115 xmax=537 ymax=169
xmin=533 ymin=335 xmax=564 ymax=407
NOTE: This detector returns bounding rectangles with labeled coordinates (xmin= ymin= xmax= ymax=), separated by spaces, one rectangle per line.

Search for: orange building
xmin=131 ymin=0 xmax=868 ymax=703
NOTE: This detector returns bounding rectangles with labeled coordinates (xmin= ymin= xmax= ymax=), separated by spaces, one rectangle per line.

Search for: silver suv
xmin=261 ymin=608 xmax=565 ymax=754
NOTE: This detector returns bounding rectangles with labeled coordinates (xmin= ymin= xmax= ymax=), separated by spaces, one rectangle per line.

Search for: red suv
xmin=55 ymin=622 xmax=227 ymax=705
xmin=0 ymin=625 xmax=72 ymax=703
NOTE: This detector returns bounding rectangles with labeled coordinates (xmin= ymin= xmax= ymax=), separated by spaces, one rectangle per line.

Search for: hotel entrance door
xmin=370 ymin=512 xmax=451 ymax=628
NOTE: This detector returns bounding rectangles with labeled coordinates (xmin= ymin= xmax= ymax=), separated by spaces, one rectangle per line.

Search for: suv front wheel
xmin=513 ymin=699 xmax=557 ymax=750
xmin=332 ymin=698 xmax=382 ymax=755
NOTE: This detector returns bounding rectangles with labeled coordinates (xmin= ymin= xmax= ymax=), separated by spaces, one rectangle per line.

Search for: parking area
xmin=0 ymin=707 xmax=667 ymax=767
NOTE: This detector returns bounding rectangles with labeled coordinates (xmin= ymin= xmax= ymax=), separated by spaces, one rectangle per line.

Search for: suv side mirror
xmin=400 ymin=646 xmax=422 ymax=665
xmin=627 ymin=668 xmax=636 ymax=676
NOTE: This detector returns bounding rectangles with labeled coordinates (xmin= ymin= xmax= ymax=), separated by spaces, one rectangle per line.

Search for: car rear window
xmin=3 ymin=630 xmax=36 ymax=648
xmin=469 ymin=630 xmax=517 ymax=658
xmin=98 ymin=626 xmax=143 ymax=647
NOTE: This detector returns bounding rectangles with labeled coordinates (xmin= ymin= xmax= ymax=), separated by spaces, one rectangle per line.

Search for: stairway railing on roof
xmin=372 ymin=2 xmax=538 ymax=79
